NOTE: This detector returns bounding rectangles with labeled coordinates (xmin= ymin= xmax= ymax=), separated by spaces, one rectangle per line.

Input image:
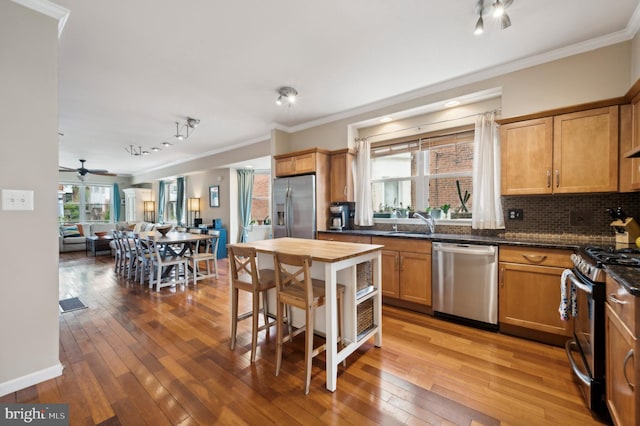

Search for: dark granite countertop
xmin=318 ymin=229 xmax=582 ymax=250
xmin=603 ymin=265 xmax=640 ymax=297
xmin=319 ymin=229 xmax=640 ymax=297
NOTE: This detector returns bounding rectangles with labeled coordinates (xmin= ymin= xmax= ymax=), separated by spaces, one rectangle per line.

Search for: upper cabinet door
xmin=501 ymin=117 xmax=553 ymax=195
xmin=553 ymin=106 xmax=619 ymax=193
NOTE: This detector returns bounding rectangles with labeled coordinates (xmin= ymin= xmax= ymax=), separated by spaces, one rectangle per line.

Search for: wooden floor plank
xmin=1 ymin=252 xmax=608 ymax=425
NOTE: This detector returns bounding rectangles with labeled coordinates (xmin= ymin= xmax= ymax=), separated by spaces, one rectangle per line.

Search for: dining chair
xmin=186 ymin=230 xmax=220 ymax=284
xmin=147 ymin=237 xmax=189 ymax=291
xmin=229 ymin=245 xmax=277 ymax=363
xmin=112 ymin=231 xmax=125 ymax=275
xmin=121 ymin=231 xmax=138 ymax=279
xmin=273 ymin=251 xmax=345 ymax=394
xmin=132 ymin=234 xmax=152 ymax=284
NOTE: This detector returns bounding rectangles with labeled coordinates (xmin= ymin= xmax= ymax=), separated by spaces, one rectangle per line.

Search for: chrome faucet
xmin=413 ymin=211 xmax=435 ymax=234
xmin=392 ymin=222 xmax=398 ymax=232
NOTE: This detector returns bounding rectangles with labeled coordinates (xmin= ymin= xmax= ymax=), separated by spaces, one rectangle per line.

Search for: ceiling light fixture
xmin=474 ymin=0 xmax=512 ymax=35
xmin=126 ymin=145 xmax=149 ymax=156
xmin=276 ymin=86 xmax=298 ymax=106
xmin=123 ymin=116 xmax=199 ymax=158
xmin=380 ymin=117 xmax=393 ymax=123
xmin=174 ymin=122 xmax=186 ymax=140
xmin=187 ymin=117 xmax=200 ymax=128
xmin=444 ymin=100 xmax=461 ymax=108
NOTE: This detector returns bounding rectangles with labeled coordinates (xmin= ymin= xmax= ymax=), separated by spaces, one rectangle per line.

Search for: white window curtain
xmin=471 ymin=111 xmax=504 ymax=229
xmin=354 ymin=138 xmax=373 ymax=226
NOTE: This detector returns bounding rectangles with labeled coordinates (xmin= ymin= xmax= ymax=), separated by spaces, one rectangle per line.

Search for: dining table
xmin=229 ymin=237 xmax=383 ymax=392
xmin=136 ymin=230 xmax=213 ymax=273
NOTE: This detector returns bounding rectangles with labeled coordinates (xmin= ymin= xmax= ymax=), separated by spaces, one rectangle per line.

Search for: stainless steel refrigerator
xmin=272 ymin=174 xmax=316 ymax=239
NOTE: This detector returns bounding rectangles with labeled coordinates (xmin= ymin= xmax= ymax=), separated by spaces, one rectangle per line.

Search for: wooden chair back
xmin=274 ymin=252 xmax=314 ymax=307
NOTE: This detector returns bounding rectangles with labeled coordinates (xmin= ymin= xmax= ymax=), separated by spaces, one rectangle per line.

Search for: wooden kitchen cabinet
xmin=500 ymin=106 xmax=619 ymax=195
xmin=620 ymin=94 xmax=640 ymax=191
xmin=330 ymin=149 xmax=355 ymax=202
xmin=372 ymin=236 xmax=431 ymax=307
xmin=498 ymin=246 xmax=573 ymax=344
xmin=501 ymin=117 xmax=554 ymax=195
xmin=605 ymin=275 xmax=638 ymax=426
xmin=274 ymin=148 xmax=329 ymax=177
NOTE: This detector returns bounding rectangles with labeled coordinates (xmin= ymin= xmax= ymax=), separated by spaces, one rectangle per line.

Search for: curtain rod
xmin=356 ymin=108 xmax=501 ymax=141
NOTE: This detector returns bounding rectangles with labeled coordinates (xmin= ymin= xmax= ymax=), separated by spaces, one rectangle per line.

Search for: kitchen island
xmin=229 ymin=237 xmax=383 ymax=392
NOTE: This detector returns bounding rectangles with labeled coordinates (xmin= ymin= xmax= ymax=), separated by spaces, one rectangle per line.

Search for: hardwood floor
xmin=1 ymin=252 xmax=607 ymax=425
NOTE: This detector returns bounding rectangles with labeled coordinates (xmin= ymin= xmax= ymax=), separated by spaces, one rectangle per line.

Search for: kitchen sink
xmin=388 ymin=231 xmax=430 ymax=236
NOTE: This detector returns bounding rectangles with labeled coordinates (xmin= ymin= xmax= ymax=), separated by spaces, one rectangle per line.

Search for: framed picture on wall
xmin=209 ymin=185 xmax=220 ymax=207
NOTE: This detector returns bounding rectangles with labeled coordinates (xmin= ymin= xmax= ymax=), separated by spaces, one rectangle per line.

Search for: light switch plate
xmin=2 ymin=189 xmax=34 ymax=211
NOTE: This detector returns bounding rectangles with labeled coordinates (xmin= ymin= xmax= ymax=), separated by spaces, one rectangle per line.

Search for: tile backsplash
xmin=500 ymin=192 xmax=640 ymax=241
xmin=366 ymin=192 xmax=640 ymax=244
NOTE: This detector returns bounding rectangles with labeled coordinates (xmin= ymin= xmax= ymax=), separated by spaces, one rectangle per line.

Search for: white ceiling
xmin=53 ymin=0 xmax=640 ymax=176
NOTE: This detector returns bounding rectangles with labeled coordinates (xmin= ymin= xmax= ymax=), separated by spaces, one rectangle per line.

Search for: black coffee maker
xmin=329 ymin=202 xmax=355 ymax=230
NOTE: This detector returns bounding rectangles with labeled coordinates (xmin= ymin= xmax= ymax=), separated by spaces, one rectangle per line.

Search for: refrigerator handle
xmin=285 ymin=186 xmax=292 ymax=237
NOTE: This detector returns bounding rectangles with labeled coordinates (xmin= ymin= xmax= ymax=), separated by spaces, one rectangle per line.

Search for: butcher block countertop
xmin=232 ymin=237 xmax=383 ymax=262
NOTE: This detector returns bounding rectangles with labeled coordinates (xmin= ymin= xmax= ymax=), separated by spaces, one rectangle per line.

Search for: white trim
xmin=10 ymin=0 xmax=70 ymax=38
xmin=0 ymin=363 xmax=63 ymax=397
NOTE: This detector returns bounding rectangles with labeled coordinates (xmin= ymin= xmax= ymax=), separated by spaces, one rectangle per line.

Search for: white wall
xmin=0 ymin=2 xmax=63 ymax=395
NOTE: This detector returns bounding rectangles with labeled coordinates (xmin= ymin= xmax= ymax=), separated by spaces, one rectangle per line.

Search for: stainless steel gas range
xmin=565 ymin=246 xmax=640 ymax=420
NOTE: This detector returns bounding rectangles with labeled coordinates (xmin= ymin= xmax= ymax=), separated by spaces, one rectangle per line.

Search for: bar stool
xmin=273 ymin=251 xmax=345 ymax=394
xmin=229 ymin=245 xmax=277 ymax=362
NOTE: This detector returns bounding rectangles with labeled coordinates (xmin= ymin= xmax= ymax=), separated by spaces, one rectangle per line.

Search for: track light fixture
xmin=276 ymin=86 xmax=298 ymax=106
xmin=125 ymin=145 xmax=150 ymax=156
xmin=474 ymin=0 xmax=513 ymax=35
xmin=123 ymin=116 xmax=199 ymax=158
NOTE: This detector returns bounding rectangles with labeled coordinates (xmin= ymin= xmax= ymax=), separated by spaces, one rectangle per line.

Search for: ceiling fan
xmin=59 ymin=159 xmax=116 ymax=181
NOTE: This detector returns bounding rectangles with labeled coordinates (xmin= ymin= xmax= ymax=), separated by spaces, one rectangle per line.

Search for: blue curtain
xmin=112 ymin=183 xmax=121 ymax=223
xmin=176 ymin=177 xmax=186 ymax=226
xmin=237 ymin=169 xmax=254 ymax=242
xmin=157 ymin=180 xmax=165 ymax=223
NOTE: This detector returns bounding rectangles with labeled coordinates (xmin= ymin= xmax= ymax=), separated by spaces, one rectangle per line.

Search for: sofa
xmin=58 ymin=221 xmax=162 ymax=252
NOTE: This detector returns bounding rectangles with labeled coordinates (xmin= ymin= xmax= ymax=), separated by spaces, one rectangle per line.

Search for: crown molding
xmin=11 ymin=0 xmax=69 ymax=38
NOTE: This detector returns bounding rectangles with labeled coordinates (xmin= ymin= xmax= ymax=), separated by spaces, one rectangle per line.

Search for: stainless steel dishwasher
xmin=431 ymin=242 xmax=498 ymax=327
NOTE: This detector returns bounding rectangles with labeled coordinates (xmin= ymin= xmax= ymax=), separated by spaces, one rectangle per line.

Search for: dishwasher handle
xmin=432 ymin=243 xmax=497 ymax=256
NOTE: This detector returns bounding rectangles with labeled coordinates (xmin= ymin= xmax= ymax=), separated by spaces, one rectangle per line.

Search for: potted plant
xmin=452 ymin=180 xmax=472 ymax=219
xmin=440 ymin=204 xmax=451 ymax=219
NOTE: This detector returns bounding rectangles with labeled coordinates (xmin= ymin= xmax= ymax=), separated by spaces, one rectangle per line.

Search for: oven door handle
xmin=565 ymin=339 xmax=591 ymax=386
xmin=567 ymin=272 xmax=592 ymax=295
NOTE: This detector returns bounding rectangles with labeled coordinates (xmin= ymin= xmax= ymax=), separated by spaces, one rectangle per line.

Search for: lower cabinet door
xmin=498 ymin=262 xmax=571 ymax=336
xmin=381 ymin=250 xmax=399 ymax=298
xmin=399 ymin=252 xmax=431 ymax=306
xmin=606 ymin=304 xmax=637 ymax=426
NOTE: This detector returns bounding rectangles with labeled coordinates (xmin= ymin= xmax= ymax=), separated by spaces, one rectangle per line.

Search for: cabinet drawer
xmin=371 ymin=236 xmax=431 ymax=254
xmin=317 ymin=233 xmax=371 ymax=244
xmin=499 ymin=246 xmax=572 ymax=268
xmin=606 ymin=275 xmax=638 ymax=336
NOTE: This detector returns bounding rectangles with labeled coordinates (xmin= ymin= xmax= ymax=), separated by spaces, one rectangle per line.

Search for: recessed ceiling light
xmin=444 ymin=100 xmax=460 ymax=108
xmin=151 ymin=147 xmax=161 ymax=152
xmin=162 ymin=141 xmax=172 ymax=147
xmin=380 ymin=116 xmax=393 ymax=123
